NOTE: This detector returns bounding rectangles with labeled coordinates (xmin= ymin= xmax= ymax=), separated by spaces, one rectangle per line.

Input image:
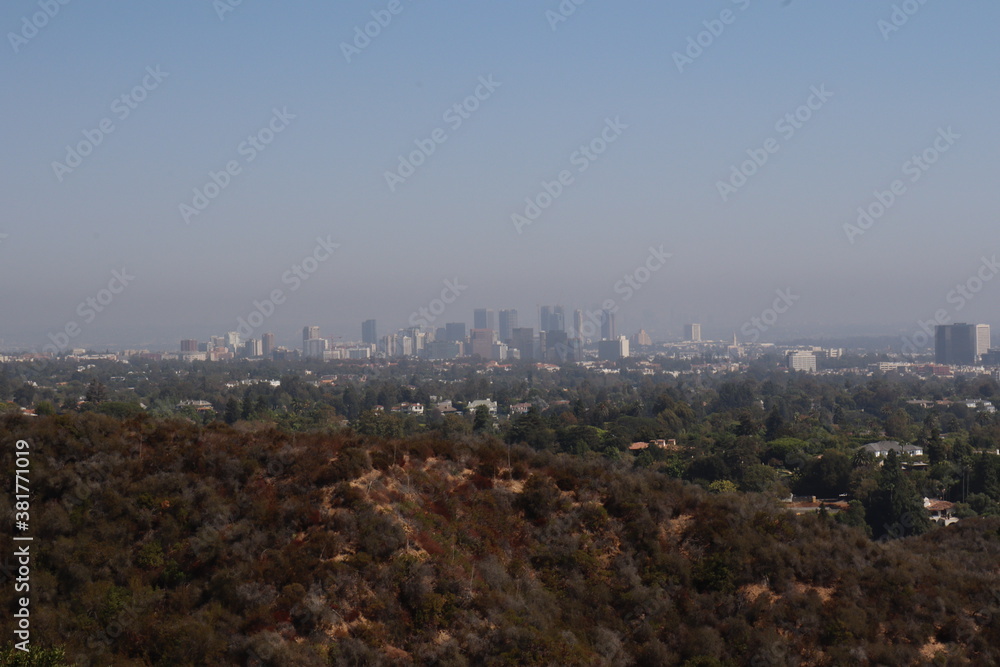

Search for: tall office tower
xmin=600 ymin=310 xmax=616 ymax=340
xmin=244 ymin=338 xmax=263 ymax=358
xmin=552 ymin=306 xmax=565 ymax=332
xmin=397 ymin=335 xmax=413 ymax=358
xmin=936 ymin=324 xmax=977 ymax=365
xmin=470 ymin=328 xmax=497 ymax=359
xmin=684 ymin=324 xmax=702 ymax=342
xmin=303 ymin=326 xmax=320 ymax=344
xmin=261 ymin=333 xmax=276 ymax=358
xmin=180 ymin=339 xmax=199 ymax=352
xmin=976 ymin=324 xmax=991 ymax=359
xmin=631 ymin=330 xmax=652 ymax=347
xmin=304 ymin=337 xmax=327 ymax=359
xmin=539 ymin=305 xmax=566 ymax=332
xmin=598 ymin=336 xmax=630 ymax=361
xmin=546 ymin=330 xmax=569 ymax=362
xmin=511 ymin=328 xmax=535 ymax=361
xmin=362 ymin=319 xmax=377 ymax=345
xmin=499 ymin=309 xmax=518 ymax=342
xmin=573 ymin=309 xmax=584 ymax=338
xmin=226 ymin=331 xmax=241 ymax=350
xmin=445 ymin=322 xmax=466 ymax=342
xmin=474 ymin=309 xmax=496 ymax=332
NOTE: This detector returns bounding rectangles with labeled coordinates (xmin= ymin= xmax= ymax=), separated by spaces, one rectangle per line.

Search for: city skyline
xmin=3 ymin=3 xmax=1000 ymax=351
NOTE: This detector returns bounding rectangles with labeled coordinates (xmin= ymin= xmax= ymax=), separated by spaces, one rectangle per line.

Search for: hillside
xmin=2 ymin=412 xmax=1000 ymax=665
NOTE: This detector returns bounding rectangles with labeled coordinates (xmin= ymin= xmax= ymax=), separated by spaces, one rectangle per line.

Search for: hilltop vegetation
xmin=2 ymin=412 xmax=1000 ymax=665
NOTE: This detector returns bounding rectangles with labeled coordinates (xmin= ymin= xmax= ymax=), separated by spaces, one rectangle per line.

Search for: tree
xmin=865 ymin=450 xmax=931 ymax=539
xmin=85 ymin=379 xmax=108 ymax=404
xmin=473 ymin=405 xmax=492 ymax=433
xmin=223 ymin=398 xmax=240 ymax=425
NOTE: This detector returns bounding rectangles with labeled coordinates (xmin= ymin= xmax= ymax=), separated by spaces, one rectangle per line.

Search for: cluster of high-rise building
xmin=372 ymin=306 xmax=630 ymax=362
xmin=172 ymin=309 xmax=724 ymax=364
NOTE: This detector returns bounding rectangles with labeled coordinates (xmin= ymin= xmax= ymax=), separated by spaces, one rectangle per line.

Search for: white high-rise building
xmin=976 ymin=324 xmax=991 ymax=360
xmin=684 ymin=323 xmax=702 ymax=342
xmin=787 ymin=351 xmax=817 ymax=372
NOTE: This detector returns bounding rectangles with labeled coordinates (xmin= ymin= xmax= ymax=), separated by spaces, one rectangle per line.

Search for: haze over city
xmin=3 ymin=1 xmax=999 ymax=350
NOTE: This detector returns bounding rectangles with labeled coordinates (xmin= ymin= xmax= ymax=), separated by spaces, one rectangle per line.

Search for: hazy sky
xmin=2 ymin=1 xmax=999 ymax=350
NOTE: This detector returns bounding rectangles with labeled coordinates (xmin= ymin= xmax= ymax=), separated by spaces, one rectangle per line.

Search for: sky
xmin=2 ymin=0 xmax=999 ymax=350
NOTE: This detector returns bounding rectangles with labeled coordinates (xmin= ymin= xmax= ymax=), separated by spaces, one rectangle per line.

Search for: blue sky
xmin=2 ymin=0 xmax=999 ymax=349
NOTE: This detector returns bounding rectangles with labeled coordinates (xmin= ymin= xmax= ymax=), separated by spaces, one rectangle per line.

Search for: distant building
xmin=936 ymin=324 xmax=977 ymax=365
xmin=243 ymin=338 xmax=262 ymax=358
xmin=511 ymin=328 xmax=535 ymax=361
xmin=600 ymin=310 xmax=616 ymax=340
xmin=362 ymin=319 xmax=377 ymax=345
xmin=261 ymin=333 xmax=276 ymax=358
xmin=304 ymin=337 xmax=327 ymax=358
xmin=425 ymin=340 xmax=463 ymax=360
xmin=225 ymin=331 xmax=241 ymax=351
xmin=787 ymin=351 xmax=817 ymax=372
xmin=540 ymin=306 xmax=565 ymax=333
xmin=303 ymin=326 xmax=320 ymax=344
xmin=180 ymin=339 xmax=199 ymax=352
xmin=445 ymin=322 xmax=466 ymax=343
xmin=598 ymin=336 xmax=629 ymax=361
xmin=499 ymin=309 xmax=518 ymax=342
xmin=631 ymin=329 xmax=652 ymax=347
xmin=470 ymin=328 xmax=497 ymax=359
xmin=862 ymin=441 xmax=923 ymax=458
xmin=976 ymin=324 xmax=991 ymax=360
xmin=684 ymin=324 xmax=701 ymax=342
xmin=473 ymin=309 xmax=496 ymax=333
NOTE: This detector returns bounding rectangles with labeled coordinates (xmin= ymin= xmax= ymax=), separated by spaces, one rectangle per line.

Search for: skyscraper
xmin=303 ymin=326 xmax=320 ymax=344
xmin=470 ymin=328 xmax=497 ymax=359
xmin=600 ymin=310 xmax=616 ymax=340
xmin=262 ymin=333 xmax=276 ymax=358
xmin=511 ymin=328 xmax=535 ymax=361
xmin=445 ymin=322 xmax=467 ymax=342
xmin=976 ymin=324 xmax=991 ymax=359
xmin=473 ymin=309 xmax=496 ymax=332
xmin=180 ymin=339 xmax=199 ymax=352
xmin=684 ymin=324 xmax=702 ymax=342
xmin=539 ymin=305 xmax=565 ymax=332
xmin=499 ymin=309 xmax=518 ymax=342
xmin=936 ymin=324 xmax=977 ymax=365
xmin=362 ymin=319 xmax=377 ymax=345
